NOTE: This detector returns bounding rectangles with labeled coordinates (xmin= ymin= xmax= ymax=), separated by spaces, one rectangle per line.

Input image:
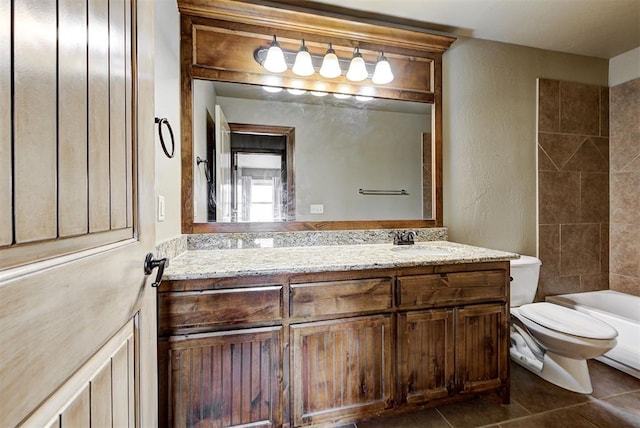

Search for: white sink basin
xmin=391 ymin=246 xmax=452 ymax=256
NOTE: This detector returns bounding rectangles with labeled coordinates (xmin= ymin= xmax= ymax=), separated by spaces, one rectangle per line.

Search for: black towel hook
xmin=155 ymin=117 xmax=175 ymax=158
xmin=196 ymin=156 xmax=212 ymax=183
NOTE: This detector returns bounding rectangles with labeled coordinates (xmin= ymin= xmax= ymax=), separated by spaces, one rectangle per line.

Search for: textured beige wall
xmin=153 ymin=0 xmax=181 ymax=243
xmin=443 ymin=37 xmax=608 ymax=255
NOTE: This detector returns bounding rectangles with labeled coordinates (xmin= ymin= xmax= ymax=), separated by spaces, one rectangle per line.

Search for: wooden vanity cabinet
xmin=455 ymin=303 xmax=508 ymax=396
xmin=158 ymin=262 xmax=509 ymax=427
xmin=397 ymin=308 xmax=455 ymax=403
xmin=166 ymin=327 xmax=283 ymax=428
xmin=291 ymin=315 xmax=393 ymax=427
xmin=158 ymin=276 xmax=287 ymax=428
xmin=396 ymin=268 xmax=510 ymax=405
xmin=287 ymin=275 xmax=394 ymax=426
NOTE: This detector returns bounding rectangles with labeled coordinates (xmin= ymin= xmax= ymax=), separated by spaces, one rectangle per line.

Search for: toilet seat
xmin=511 ymin=304 xmax=618 ymax=360
xmin=518 ymin=303 xmax=617 ymax=339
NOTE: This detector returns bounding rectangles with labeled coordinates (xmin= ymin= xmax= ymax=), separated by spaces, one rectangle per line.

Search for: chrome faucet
xmin=393 ymin=230 xmax=416 ymax=245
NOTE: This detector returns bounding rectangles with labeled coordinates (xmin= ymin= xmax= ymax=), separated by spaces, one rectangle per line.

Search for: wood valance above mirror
xmin=178 ymin=0 xmax=456 ymax=233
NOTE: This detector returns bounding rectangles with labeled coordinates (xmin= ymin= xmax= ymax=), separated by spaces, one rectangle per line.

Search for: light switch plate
xmin=158 ymin=195 xmax=166 ymax=221
xmin=310 ymin=204 xmax=324 ymax=214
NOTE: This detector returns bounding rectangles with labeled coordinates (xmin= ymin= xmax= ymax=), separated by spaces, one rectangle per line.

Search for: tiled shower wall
xmin=610 ymin=78 xmax=640 ymax=296
xmin=537 ymin=79 xmax=609 ymax=299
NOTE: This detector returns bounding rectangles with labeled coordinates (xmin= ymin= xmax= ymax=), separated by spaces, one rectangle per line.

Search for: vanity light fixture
xmin=346 ymin=47 xmax=368 ymax=82
xmin=319 ymin=43 xmax=341 ymax=78
xmin=254 ymin=37 xmax=394 ymax=86
xmin=371 ymin=51 xmax=394 ymax=84
xmin=291 ymin=39 xmax=315 ymax=76
xmin=263 ymin=35 xmax=287 ymax=73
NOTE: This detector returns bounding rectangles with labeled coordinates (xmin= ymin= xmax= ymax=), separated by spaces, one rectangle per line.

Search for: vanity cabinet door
xmin=397 ymin=309 xmax=455 ymax=404
xmin=167 ymin=327 xmax=282 ymax=428
xmin=455 ymin=304 xmax=509 ymax=396
xmin=291 ymin=315 xmax=393 ymax=427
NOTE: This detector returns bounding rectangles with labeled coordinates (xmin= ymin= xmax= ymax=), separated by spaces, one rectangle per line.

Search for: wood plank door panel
xmin=455 ymin=304 xmax=509 ymax=395
xmin=0 ymin=0 xmax=12 ymax=246
xmin=58 ymin=0 xmax=89 ymax=238
xmin=13 ymin=0 xmax=58 ymax=243
xmin=397 ymin=309 xmax=455 ymax=404
xmin=109 ymin=0 xmax=128 ymax=230
xmin=22 ymin=320 xmax=136 ymax=427
xmin=168 ymin=327 xmax=283 ymax=428
xmin=88 ymin=0 xmax=113 ymax=234
xmin=0 ymin=0 xmax=157 ymax=426
xmin=291 ymin=315 xmax=393 ymax=427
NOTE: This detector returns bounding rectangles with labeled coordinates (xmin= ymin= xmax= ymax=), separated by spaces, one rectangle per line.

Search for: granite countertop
xmin=163 ymin=241 xmax=519 ymax=280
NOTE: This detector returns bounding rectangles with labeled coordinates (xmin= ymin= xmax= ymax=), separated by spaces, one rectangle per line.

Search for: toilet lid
xmin=518 ymin=303 xmax=618 ymax=339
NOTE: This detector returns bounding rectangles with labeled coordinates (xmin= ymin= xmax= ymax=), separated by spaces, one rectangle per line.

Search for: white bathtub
xmin=546 ymin=290 xmax=640 ymax=379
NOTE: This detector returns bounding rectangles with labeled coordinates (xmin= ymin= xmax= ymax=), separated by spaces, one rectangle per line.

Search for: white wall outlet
xmin=157 ymin=195 xmax=166 ymax=222
xmin=310 ymin=204 xmax=324 ymax=214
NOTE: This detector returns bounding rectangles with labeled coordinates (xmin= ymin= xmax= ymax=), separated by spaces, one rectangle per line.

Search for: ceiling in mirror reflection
xmin=211 ymin=81 xmax=431 ymax=115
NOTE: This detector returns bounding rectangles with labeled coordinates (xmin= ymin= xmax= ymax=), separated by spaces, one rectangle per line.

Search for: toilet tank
xmin=510 ymin=255 xmax=542 ymax=307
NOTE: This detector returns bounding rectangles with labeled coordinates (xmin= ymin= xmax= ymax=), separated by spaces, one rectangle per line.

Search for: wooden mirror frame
xmin=178 ymin=0 xmax=456 ymax=233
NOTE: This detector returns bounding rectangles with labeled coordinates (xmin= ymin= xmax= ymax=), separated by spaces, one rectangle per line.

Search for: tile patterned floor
xmin=354 ymin=360 xmax=640 ymax=428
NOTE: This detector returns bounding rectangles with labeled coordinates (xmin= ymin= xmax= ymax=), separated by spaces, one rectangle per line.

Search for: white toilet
xmin=509 ymin=255 xmax=618 ymax=393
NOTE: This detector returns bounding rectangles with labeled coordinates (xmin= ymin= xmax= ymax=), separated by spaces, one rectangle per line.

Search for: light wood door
xmin=0 ymin=0 xmax=157 ymax=426
xmin=291 ymin=315 xmax=393 ymax=427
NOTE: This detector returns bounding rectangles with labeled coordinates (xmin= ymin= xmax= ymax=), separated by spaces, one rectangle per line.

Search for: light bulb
xmin=263 ymin=86 xmax=283 ymax=93
xmin=333 ymin=93 xmax=351 ymax=99
xmin=346 ymin=47 xmax=368 ymax=82
xmin=310 ymin=91 xmax=328 ymax=97
xmin=372 ymin=52 xmax=394 ymax=84
xmin=292 ymin=39 xmax=314 ymax=76
xmin=263 ymin=35 xmax=287 ymax=73
xmin=287 ymin=88 xmax=306 ymax=95
xmin=356 ymin=95 xmax=373 ymax=101
xmin=319 ymin=43 xmax=341 ymax=78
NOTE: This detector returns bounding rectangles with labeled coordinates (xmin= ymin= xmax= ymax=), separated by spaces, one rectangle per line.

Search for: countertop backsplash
xmin=186 ymin=228 xmax=448 ymax=250
xmin=155 ymin=228 xmax=448 ymax=265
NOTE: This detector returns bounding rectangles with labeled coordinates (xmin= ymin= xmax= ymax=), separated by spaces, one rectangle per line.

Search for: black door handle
xmin=144 ymin=253 xmax=167 ymax=288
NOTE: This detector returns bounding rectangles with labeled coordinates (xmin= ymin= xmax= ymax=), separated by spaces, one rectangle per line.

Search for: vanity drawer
xmin=158 ymin=286 xmax=283 ymax=335
xmin=290 ymin=278 xmax=392 ymax=318
xmin=397 ymin=270 xmax=506 ymax=308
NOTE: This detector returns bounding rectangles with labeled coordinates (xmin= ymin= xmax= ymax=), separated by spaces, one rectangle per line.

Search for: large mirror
xmin=192 ymin=80 xmax=434 ymax=224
